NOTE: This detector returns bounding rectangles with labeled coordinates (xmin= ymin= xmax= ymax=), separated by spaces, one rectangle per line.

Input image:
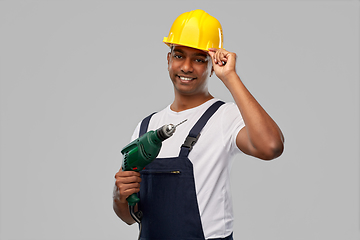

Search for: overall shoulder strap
xmin=179 ymin=100 xmax=225 ymax=157
xmin=139 ymin=112 xmax=156 ymax=137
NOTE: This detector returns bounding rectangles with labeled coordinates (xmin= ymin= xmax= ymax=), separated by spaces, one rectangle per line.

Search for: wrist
xmin=113 ymin=185 xmax=126 ymax=203
xmin=222 ymin=71 xmax=241 ymax=87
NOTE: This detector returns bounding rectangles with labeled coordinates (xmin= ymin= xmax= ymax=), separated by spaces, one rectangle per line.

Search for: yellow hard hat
xmin=163 ymin=9 xmax=223 ymax=51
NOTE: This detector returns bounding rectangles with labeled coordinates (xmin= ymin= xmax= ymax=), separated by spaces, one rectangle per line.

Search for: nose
xmin=181 ymin=58 xmax=193 ymax=74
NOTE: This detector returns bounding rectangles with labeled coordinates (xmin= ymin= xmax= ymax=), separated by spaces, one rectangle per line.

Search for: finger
xmin=115 ymin=170 xmax=141 ymax=178
xmin=215 ymin=52 xmax=224 ymax=66
xmin=115 ymin=179 xmax=141 ymax=199
xmin=116 ymin=175 xmax=142 ymax=185
xmin=208 ymin=51 xmax=218 ymax=65
xmin=208 ymin=50 xmax=217 ymax=63
xmin=219 ymin=53 xmax=228 ymax=66
xmin=119 ymin=183 xmax=141 ymax=195
xmin=209 ymin=48 xmax=223 ymax=64
xmin=115 ymin=172 xmax=142 ymax=182
xmin=213 ymin=55 xmax=223 ymax=66
xmin=214 ymin=50 xmax=224 ymax=65
xmin=117 ymin=184 xmax=141 ymax=202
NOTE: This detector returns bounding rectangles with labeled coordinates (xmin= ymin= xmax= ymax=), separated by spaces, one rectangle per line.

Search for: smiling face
xmin=167 ymin=45 xmax=213 ymax=97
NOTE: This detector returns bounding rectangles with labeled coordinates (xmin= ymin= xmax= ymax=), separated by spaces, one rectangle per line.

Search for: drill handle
xmin=127 ymin=193 xmax=139 ymax=206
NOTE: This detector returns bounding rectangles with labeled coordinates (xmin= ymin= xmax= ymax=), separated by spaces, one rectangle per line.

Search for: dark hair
xmin=169 ymin=44 xmax=175 ymax=53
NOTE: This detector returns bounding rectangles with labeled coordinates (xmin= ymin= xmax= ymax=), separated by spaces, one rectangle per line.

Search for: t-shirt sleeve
xmin=221 ymin=102 xmax=245 ymax=155
xmin=130 ymin=121 xmax=141 ymax=141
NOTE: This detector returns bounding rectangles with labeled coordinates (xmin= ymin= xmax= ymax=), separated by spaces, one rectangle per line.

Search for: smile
xmin=177 ymin=75 xmax=196 ymax=81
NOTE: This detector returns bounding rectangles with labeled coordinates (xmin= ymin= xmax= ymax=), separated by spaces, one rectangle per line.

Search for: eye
xmin=174 ymin=54 xmax=182 ymax=59
xmin=195 ymin=58 xmax=206 ymax=63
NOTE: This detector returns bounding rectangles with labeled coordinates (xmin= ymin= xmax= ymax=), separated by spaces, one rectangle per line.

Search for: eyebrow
xmin=174 ymin=49 xmax=208 ymax=58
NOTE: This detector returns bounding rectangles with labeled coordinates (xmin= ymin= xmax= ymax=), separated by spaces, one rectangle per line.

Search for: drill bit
xmin=158 ymin=119 xmax=188 ymax=140
xmin=175 ymin=119 xmax=187 ymax=128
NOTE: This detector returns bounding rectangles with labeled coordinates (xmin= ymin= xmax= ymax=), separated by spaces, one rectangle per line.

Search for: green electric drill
xmin=121 ymin=119 xmax=187 ymax=223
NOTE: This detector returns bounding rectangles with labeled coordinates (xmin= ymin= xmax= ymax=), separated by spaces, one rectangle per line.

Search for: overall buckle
xmin=181 ymin=134 xmax=201 ymax=151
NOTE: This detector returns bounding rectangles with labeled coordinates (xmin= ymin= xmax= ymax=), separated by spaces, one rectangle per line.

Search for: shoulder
xmin=213 ymin=101 xmax=242 ymax=120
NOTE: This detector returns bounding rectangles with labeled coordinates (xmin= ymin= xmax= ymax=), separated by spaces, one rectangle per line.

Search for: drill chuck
xmin=156 ymin=124 xmax=176 ymax=141
xmin=156 ymin=119 xmax=188 ymax=140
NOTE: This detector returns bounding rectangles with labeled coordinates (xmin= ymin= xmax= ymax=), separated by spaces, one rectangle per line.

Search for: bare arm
xmin=209 ymin=48 xmax=284 ymax=160
xmin=113 ymin=169 xmax=141 ymax=224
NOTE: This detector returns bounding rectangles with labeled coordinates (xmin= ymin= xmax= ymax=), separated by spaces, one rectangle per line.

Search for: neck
xmin=170 ymin=92 xmax=214 ymax=112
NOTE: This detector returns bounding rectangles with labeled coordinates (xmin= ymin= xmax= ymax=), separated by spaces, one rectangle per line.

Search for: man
xmin=113 ymin=9 xmax=284 ymax=240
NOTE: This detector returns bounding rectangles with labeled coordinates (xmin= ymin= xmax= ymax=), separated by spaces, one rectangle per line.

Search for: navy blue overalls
xmin=137 ymin=101 xmax=233 ymax=240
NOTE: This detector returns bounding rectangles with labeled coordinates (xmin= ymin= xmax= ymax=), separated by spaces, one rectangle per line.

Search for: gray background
xmin=0 ymin=0 xmax=359 ymax=239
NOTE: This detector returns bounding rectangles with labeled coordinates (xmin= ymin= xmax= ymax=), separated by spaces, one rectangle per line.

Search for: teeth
xmin=179 ymin=76 xmax=194 ymax=81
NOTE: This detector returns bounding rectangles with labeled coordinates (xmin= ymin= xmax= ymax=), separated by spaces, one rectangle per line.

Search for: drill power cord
xmin=129 ymin=205 xmax=142 ymax=224
xmin=129 ymin=205 xmax=143 ymax=240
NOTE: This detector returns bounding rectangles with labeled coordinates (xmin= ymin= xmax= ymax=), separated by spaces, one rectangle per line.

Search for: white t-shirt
xmin=130 ymin=98 xmax=245 ymax=239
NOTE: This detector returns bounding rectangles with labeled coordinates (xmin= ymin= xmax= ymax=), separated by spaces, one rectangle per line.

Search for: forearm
xmin=113 ymin=186 xmax=136 ymax=225
xmin=209 ymin=48 xmax=283 ymax=159
xmin=224 ymin=72 xmax=284 ymax=158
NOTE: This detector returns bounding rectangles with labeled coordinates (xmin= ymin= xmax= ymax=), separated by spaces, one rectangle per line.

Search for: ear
xmin=167 ymin=52 xmax=171 ymax=65
xmin=210 ymin=66 xmax=214 ymax=77
xmin=207 ymin=53 xmax=214 ymax=77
